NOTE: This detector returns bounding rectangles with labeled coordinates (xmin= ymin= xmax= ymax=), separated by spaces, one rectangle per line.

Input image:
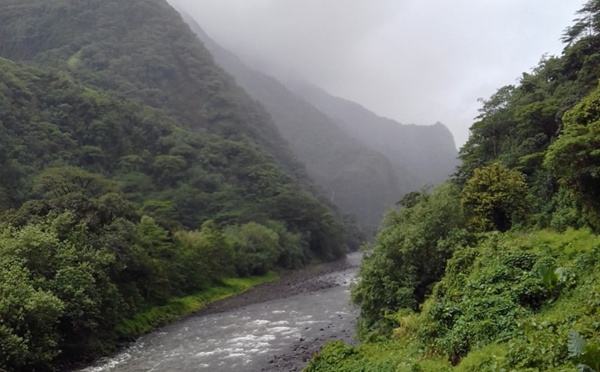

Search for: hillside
xmin=308 ymin=229 xmax=600 ymax=372
xmin=0 ymin=0 xmax=303 ymax=178
xmin=174 ymin=11 xmax=405 ymax=231
xmin=288 ymin=81 xmax=460 ymax=188
xmin=0 ymin=0 xmax=356 ymax=369
xmin=0 ymin=54 xmax=326 ymax=370
xmin=172 ymin=5 xmax=459 ymax=229
xmin=306 ymin=1 xmax=600 ymax=371
xmin=0 ymin=0 xmax=352 ymax=252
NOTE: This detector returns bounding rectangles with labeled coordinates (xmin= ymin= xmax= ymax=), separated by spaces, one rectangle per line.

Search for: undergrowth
xmin=305 ymin=229 xmax=600 ymax=371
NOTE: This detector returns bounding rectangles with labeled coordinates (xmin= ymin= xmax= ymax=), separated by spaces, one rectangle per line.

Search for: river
xmin=78 ymin=252 xmax=361 ymax=372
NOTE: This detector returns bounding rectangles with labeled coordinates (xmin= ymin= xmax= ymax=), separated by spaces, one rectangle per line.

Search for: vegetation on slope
xmin=307 ymin=1 xmax=600 ymax=371
xmin=0 ymin=190 xmax=289 ymax=371
xmin=0 ymin=57 xmax=345 ymax=259
xmin=0 ymin=0 xmax=297 ymax=170
xmin=0 ymin=0 xmax=358 ymax=370
xmin=308 ymin=230 xmax=600 ymax=371
xmin=0 ymin=0 xmax=357 ymax=256
xmin=178 ymin=12 xmax=404 ymax=232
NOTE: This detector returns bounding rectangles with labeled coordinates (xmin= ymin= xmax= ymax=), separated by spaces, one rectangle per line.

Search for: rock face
xmin=176 ymin=8 xmax=459 ymax=232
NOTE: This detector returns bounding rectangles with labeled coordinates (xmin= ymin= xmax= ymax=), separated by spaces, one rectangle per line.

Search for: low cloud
xmin=172 ymin=0 xmax=582 ymax=147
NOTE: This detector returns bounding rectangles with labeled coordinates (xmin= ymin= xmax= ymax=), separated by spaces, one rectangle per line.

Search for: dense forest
xmin=0 ymin=0 xmax=359 ymax=370
xmin=307 ymin=1 xmax=600 ymax=371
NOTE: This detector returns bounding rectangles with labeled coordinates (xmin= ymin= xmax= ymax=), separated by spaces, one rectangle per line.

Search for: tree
xmin=545 ymin=83 xmax=600 ymax=229
xmin=351 ymin=182 xmax=466 ymax=336
xmin=0 ymin=264 xmax=64 ymax=371
xmin=562 ymin=0 xmax=600 ymax=45
xmin=461 ymin=162 xmax=529 ymax=232
xmin=33 ymin=166 xmax=119 ymax=199
xmin=224 ymin=222 xmax=280 ymax=276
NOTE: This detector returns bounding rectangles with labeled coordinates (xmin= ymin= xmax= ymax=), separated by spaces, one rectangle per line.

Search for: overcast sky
xmin=170 ymin=0 xmax=583 ymax=148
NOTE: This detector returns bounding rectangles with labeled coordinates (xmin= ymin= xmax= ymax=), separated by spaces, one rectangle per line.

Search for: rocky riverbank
xmin=197 ymin=255 xmax=359 ymax=315
xmin=197 ymin=253 xmax=361 ymax=371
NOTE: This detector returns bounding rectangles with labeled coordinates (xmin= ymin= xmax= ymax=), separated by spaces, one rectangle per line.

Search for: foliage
xmin=0 ymin=0 xmax=362 ymax=368
xmin=308 ymin=230 xmax=600 ymax=371
xmin=225 ymin=222 xmax=282 ymax=276
xmin=0 ymin=0 xmax=373 ymax=370
xmin=310 ymin=2 xmax=600 ymax=371
xmin=545 ymin=83 xmax=600 ymax=229
xmin=305 ymin=339 xmax=451 ymax=372
xmin=0 ymin=192 xmax=295 ymax=371
xmin=562 ymin=0 xmax=600 ymax=45
xmin=351 ymin=183 xmax=467 ymax=337
xmin=0 ymin=0 xmax=355 ymax=245
xmin=0 ymin=262 xmax=64 ymax=370
xmin=455 ymin=0 xmax=600 ymax=229
xmin=0 ymin=55 xmax=351 ymax=257
xmin=568 ymin=330 xmax=600 ymax=372
xmin=461 ymin=162 xmax=530 ymax=232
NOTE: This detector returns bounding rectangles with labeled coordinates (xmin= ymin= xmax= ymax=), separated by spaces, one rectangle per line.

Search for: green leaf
xmin=569 ymin=330 xmax=587 ymax=359
xmin=538 ymin=264 xmax=559 ymax=290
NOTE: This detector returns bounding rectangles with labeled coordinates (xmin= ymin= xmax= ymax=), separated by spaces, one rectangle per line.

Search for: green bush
xmin=351 ymin=182 xmax=467 ymax=337
xmin=308 ymin=230 xmax=600 ymax=371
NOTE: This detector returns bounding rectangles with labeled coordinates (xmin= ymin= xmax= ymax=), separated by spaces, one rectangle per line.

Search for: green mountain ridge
xmin=0 ymin=0 xmax=352 ymax=249
xmin=0 ymin=0 xmax=301 ymax=178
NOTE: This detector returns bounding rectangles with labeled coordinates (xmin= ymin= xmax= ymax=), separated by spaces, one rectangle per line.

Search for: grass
xmin=115 ymin=271 xmax=278 ymax=338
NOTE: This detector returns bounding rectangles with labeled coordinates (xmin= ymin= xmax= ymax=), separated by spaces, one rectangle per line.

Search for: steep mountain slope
xmin=0 ymin=0 xmax=356 ymax=259
xmin=175 ymin=12 xmax=407 ymax=230
xmin=0 ymin=57 xmax=325 ymax=369
xmin=0 ymin=1 xmax=360 ymax=368
xmin=0 ymin=0 xmax=302 ymax=178
xmin=288 ymin=81 xmax=460 ymax=187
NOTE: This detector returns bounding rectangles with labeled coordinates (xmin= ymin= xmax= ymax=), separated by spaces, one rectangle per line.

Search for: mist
xmin=169 ymin=0 xmax=582 ymax=147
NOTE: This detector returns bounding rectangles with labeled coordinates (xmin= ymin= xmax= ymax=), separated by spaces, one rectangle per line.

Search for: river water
xmin=79 ymin=253 xmax=361 ymax=372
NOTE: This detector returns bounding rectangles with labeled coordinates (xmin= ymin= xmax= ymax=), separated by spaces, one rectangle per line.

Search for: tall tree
xmin=562 ymin=0 xmax=600 ymax=45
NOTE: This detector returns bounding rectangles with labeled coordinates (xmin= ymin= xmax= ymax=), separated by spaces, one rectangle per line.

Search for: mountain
xmin=0 ymin=0 xmax=302 ymax=177
xmin=287 ymin=81 xmax=460 ymax=187
xmin=0 ymin=0 xmax=352 ymax=256
xmin=0 ymin=0 xmax=360 ymax=368
xmin=170 ymin=5 xmax=458 ymax=229
xmin=172 ymin=10 xmax=406 ymax=231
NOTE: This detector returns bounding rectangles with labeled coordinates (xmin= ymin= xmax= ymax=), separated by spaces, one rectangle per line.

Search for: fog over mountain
xmin=176 ymin=12 xmax=415 ymax=231
xmin=167 ymin=0 xmax=579 ymax=147
xmin=174 ymin=9 xmax=459 ymax=232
